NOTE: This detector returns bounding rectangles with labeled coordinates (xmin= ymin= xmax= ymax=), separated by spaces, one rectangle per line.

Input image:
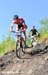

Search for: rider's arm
xmin=29 ymin=29 xmax=32 ymax=34
xmin=22 ymin=20 xmax=27 ymax=31
xmin=35 ymin=29 xmax=39 ymax=36
xmin=23 ymin=20 xmax=25 ymax=25
xmin=9 ymin=21 xmax=14 ymax=32
xmin=36 ymin=29 xmax=38 ymax=33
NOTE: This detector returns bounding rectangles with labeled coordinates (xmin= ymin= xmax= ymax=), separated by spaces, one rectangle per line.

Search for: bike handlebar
xmin=12 ymin=30 xmax=23 ymax=33
xmin=11 ymin=30 xmax=23 ymax=37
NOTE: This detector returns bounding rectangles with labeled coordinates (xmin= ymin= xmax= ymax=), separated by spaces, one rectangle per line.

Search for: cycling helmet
xmin=13 ymin=15 xmax=18 ymax=19
xmin=32 ymin=26 xmax=35 ymax=29
xmin=33 ymin=26 xmax=35 ymax=28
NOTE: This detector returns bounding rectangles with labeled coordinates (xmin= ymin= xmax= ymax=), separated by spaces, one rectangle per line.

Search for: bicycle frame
xmin=13 ymin=30 xmax=25 ymax=58
xmin=15 ymin=30 xmax=23 ymax=48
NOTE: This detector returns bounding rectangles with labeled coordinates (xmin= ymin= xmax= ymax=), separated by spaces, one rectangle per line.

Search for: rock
xmin=0 ymin=63 xmax=5 ymax=67
xmin=44 ymin=55 xmax=48 ymax=60
xmin=0 ymin=39 xmax=48 ymax=75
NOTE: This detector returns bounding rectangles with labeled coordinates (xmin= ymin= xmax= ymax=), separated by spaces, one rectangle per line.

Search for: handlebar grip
xmin=12 ymin=31 xmax=16 ymax=33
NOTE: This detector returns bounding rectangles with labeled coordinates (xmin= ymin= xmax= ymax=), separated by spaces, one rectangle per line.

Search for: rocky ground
xmin=0 ymin=39 xmax=48 ymax=75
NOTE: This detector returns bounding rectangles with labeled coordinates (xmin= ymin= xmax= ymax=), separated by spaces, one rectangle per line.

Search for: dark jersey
xmin=30 ymin=29 xmax=37 ymax=36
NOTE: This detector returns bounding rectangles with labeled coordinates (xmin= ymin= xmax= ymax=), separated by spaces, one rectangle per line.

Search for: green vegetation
xmin=39 ymin=17 xmax=48 ymax=42
xmin=0 ymin=35 xmax=16 ymax=55
xmin=26 ymin=37 xmax=31 ymax=46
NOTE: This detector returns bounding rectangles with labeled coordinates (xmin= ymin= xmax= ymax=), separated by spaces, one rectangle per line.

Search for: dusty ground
xmin=0 ymin=40 xmax=48 ymax=75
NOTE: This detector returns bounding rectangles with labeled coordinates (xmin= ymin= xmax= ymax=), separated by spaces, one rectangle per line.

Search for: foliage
xmin=0 ymin=35 xmax=16 ymax=55
xmin=39 ymin=17 xmax=48 ymax=42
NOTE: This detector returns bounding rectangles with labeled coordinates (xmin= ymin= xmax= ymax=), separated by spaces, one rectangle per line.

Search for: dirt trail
xmin=0 ymin=41 xmax=48 ymax=75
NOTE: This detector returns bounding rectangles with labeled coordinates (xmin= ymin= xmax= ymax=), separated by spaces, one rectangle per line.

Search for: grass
xmin=0 ymin=36 xmax=31 ymax=55
xmin=0 ymin=36 xmax=16 ymax=55
xmin=39 ymin=32 xmax=48 ymax=42
xmin=26 ymin=38 xmax=31 ymax=46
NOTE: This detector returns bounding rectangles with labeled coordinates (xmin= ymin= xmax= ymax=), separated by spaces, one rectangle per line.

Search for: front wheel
xmin=16 ymin=41 xmax=25 ymax=58
xmin=16 ymin=41 xmax=21 ymax=58
xmin=21 ymin=41 xmax=26 ymax=54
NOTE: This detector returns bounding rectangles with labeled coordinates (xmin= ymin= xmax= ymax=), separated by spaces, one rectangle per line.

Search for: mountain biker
xmin=29 ymin=26 xmax=40 ymax=46
xmin=29 ymin=26 xmax=39 ymax=36
xmin=9 ymin=15 xmax=27 ymax=47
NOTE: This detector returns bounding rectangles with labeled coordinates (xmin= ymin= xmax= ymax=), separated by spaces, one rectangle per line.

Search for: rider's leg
xmin=23 ymin=31 xmax=27 ymax=47
xmin=31 ymin=36 xmax=34 ymax=47
xmin=34 ymin=35 xmax=38 ymax=42
xmin=20 ymin=38 xmax=22 ymax=48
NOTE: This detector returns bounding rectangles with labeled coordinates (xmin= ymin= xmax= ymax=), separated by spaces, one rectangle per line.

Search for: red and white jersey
xmin=13 ymin=18 xmax=24 ymax=25
xmin=10 ymin=17 xmax=27 ymax=31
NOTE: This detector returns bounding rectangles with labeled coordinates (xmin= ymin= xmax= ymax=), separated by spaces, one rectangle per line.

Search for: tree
xmin=39 ymin=17 xmax=48 ymax=41
xmin=40 ymin=17 xmax=48 ymax=33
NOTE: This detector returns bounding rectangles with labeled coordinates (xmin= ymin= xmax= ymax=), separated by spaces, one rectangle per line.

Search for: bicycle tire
xmin=22 ymin=47 xmax=26 ymax=54
xmin=16 ymin=41 xmax=21 ymax=58
xmin=21 ymin=41 xmax=26 ymax=54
